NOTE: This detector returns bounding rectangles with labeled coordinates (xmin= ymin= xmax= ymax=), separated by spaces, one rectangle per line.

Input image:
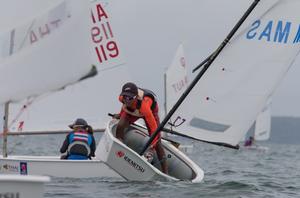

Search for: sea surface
xmin=3 ymin=133 xmax=300 ymax=198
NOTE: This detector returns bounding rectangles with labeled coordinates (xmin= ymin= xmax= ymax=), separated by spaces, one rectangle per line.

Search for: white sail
xmin=168 ymin=0 xmax=300 ymax=147
xmin=0 ymin=0 xmax=70 ymax=61
xmin=0 ymin=0 xmax=92 ymax=104
xmin=164 ymin=44 xmax=194 ymax=153
xmin=165 ymin=43 xmax=188 ymax=114
xmin=7 ymin=1 xmax=130 ymax=131
xmin=254 ymin=101 xmax=271 ymax=141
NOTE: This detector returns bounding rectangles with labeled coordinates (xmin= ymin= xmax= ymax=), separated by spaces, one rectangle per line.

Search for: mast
xmin=163 ymin=72 xmax=167 ymax=117
xmin=140 ymin=0 xmax=261 ymax=155
xmin=2 ymin=29 xmax=15 ymax=158
xmin=2 ymin=102 xmax=9 ymax=158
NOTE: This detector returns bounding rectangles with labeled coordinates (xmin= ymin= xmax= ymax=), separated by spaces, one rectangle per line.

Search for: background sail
xmin=7 ymin=1 xmax=131 ymax=131
xmin=165 ymin=43 xmax=188 ymax=116
xmin=254 ymin=101 xmax=271 ymax=141
xmin=168 ymin=0 xmax=300 ymax=147
xmin=0 ymin=0 xmax=92 ymax=104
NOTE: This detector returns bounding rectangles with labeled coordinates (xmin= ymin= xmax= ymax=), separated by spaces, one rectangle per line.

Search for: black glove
xmin=108 ymin=113 xmax=120 ymax=119
xmin=86 ymin=125 xmax=94 ymax=134
xmin=112 ymin=113 xmax=120 ymax=119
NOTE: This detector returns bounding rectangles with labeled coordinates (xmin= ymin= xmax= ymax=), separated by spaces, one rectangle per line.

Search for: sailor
xmin=244 ymin=136 xmax=254 ymax=147
xmin=113 ymin=82 xmax=168 ymax=174
xmin=60 ymin=118 xmax=96 ymax=160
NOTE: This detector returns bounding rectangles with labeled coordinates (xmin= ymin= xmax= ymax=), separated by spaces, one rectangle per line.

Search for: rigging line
xmin=7 ymin=91 xmax=52 ymax=130
xmin=140 ymin=0 xmax=261 ymax=155
xmin=162 ymin=127 xmax=239 ymax=150
xmin=97 ymin=62 xmax=127 ymax=72
xmin=192 ymin=52 xmax=213 ymax=73
xmin=8 ymin=98 xmax=36 ymax=129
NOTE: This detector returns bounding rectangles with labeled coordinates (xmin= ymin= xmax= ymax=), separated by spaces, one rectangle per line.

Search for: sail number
xmin=91 ymin=28 xmax=119 ymax=63
xmin=91 ymin=3 xmax=120 ymax=64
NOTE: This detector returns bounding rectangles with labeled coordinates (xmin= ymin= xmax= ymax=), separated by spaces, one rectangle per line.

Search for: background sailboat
xmin=254 ymin=101 xmax=271 ymax=141
xmin=164 ymin=43 xmax=193 ymax=153
xmin=243 ymin=99 xmax=271 ymax=151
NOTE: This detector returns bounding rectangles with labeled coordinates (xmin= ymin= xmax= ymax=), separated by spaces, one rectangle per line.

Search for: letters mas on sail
xmin=167 ymin=0 xmax=300 ymax=147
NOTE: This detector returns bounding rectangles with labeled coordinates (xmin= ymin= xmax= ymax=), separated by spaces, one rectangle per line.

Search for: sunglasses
xmin=123 ymin=95 xmax=136 ymax=102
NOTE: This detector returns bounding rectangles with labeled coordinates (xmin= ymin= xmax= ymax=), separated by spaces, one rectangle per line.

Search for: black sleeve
xmin=90 ymin=135 xmax=96 ymax=157
xmin=60 ymin=134 xmax=70 ymax=153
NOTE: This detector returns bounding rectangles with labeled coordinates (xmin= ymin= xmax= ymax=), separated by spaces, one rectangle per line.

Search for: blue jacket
xmin=60 ymin=130 xmax=96 ymax=160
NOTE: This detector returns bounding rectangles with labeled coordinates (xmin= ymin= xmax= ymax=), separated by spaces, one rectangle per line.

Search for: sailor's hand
xmin=60 ymin=152 xmax=68 ymax=160
xmin=108 ymin=113 xmax=120 ymax=119
xmin=86 ymin=125 xmax=94 ymax=134
xmin=144 ymin=148 xmax=154 ymax=162
xmin=149 ymin=145 xmax=155 ymax=151
xmin=112 ymin=113 xmax=120 ymax=119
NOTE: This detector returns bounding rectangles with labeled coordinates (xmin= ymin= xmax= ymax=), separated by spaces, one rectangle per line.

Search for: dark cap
xmin=120 ymin=82 xmax=138 ymax=98
xmin=69 ymin=118 xmax=88 ymax=129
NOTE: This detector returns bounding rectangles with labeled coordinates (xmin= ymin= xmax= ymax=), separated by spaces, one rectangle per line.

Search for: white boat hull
xmin=0 ymin=155 xmax=121 ymax=178
xmin=96 ymin=120 xmax=204 ymax=182
xmin=0 ymin=175 xmax=49 ymax=198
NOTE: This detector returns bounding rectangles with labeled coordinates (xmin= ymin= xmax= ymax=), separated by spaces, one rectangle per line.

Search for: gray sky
xmin=1 ymin=0 xmax=300 ymax=117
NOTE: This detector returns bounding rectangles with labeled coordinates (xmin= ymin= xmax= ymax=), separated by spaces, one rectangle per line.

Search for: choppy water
xmin=3 ymin=134 xmax=300 ymax=198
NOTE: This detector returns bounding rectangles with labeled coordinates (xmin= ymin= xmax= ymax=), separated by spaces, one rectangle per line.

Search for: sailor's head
xmin=120 ymin=82 xmax=138 ymax=105
xmin=249 ymin=136 xmax=254 ymax=140
xmin=69 ymin=118 xmax=88 ymax=130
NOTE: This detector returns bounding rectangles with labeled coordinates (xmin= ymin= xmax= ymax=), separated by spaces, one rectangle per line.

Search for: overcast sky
xmin=1 ymin=0 xmax=300 ymax=120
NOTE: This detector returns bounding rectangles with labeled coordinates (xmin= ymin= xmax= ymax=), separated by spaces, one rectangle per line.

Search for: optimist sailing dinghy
xmin=96 ymin=119 xmax=204 ymax=182
xmin=99 ymin=0 xmax=300 ymax=182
